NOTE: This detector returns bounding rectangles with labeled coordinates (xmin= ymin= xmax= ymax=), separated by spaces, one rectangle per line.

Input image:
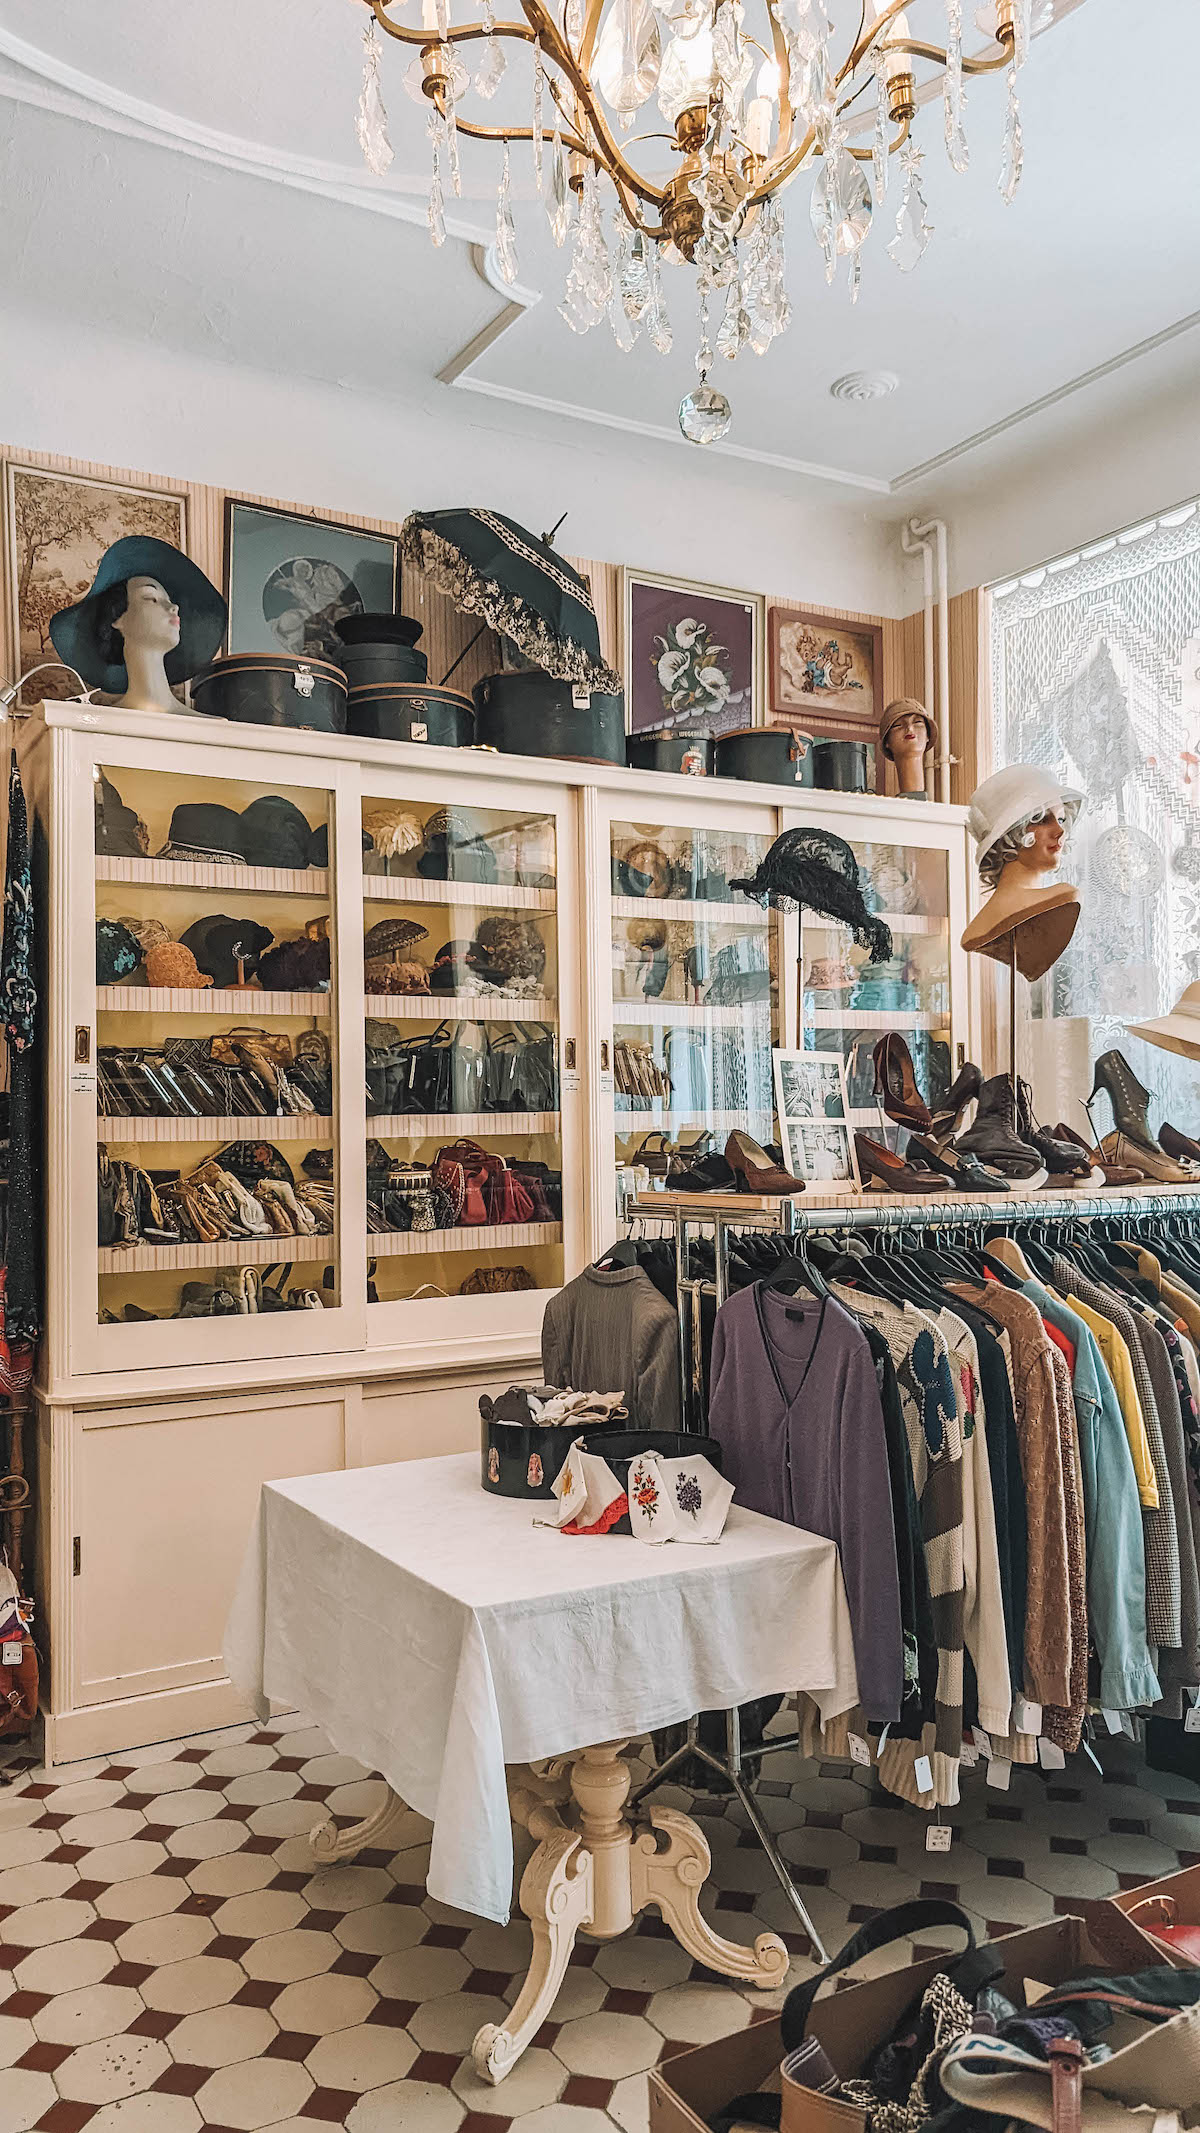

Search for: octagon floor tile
xmin=196 ymin=2058 xmax=314 ymax=2128
xmin=303 ymin=2020 xmax=418 ymax=2092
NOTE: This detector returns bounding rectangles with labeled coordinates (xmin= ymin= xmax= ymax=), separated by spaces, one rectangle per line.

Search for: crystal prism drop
xmin=559 ymin=163 xmax=612 ymax=333
xmin=446 ymin=93 xmax=462 ymax=196
xmin=532 ymin=38 xmax=545 ymax=190
xmin=872 ymin=58 xmax=888 ymax=204
xmin=595 ymin=0 xmax=662 ymax=114
xmin=476 ymin=0 xmax=507 ymax=100
xmin=714 ymin=280 xmax=750 ymax=360
xmin=999 ymin=65 xmax=1023 ymax=200
xmin=679 ymin=383 xmax=732 ymax=444
xmin=645 ymin=240 xmax=673 ymax=353
xmin=711 ymin=0 xmax=753 ymax=115
xmin=566 ymin=0 xmax=584 ymax=45
xmin=810 ymin=141 xmax=871 ymax=275
xmin=887 ymin=141 xmax=931 ymax=270
xmin=1012 ymin=0 xmax=1031 ymax=67
xmin=848 ymin=249 xmax=861 ymax=304
xmin=355 ymin=21 xmax=394 ymax=176
xmin=616 ymin=217 xmax=652 ymax=319
xmin=943 ymin=0 xmax=969 ymax=172
xmin=495 ymin=142 xmax=518 ymax=284
xmin=427 ymin=111 xmax=447 ymax=247
xmin=547 ymin=127 xmax=571 ymax=245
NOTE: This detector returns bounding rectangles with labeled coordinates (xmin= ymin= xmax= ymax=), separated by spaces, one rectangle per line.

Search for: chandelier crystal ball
xmin=352 ymin=0 xmax=1034 ymax=441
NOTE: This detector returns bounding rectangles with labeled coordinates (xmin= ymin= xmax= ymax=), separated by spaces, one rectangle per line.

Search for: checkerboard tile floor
xmin=1 ymin=1715 xmax=1197 ymax=2133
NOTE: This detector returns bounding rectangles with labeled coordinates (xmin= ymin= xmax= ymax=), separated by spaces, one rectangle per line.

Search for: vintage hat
xmin=256 ymin=935 xmax=331 ymax=992
xmin=363 ymin=917 xmax=429 ymax=960
xmin=144 ymin=940 xmax=213 ymax=990
xmin=1128 ymin=984 xmax=1200 ymax=1063
xmin=239 ymin=795 xmax=324 ymax=872
xmin=95 ymin=920 xmax=142 ymax=986
xmin=180 ymin=916 xmax=274 ymax=989
xmin=95 ymin=773 xmax=149 ymax=858
xmin=731 ymin=828 xmax=893 ymax=965
xmin=430 ymin=939 xmax=473 ymax=993
xmin=966 ymin=765 xmax=1082 ymax=868
xmin=157 ymin=802 xmax=246 ymax=866
xmin=49 ymin=536 xmax=227 ymax=694
xmin=879 ymin=696 xmax=934 ymax=758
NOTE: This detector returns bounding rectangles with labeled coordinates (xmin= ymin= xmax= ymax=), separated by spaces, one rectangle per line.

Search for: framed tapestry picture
xmin=768 ymin=605 xmax=883 ymax=741
xmin=773 ymin=1048 xmax=860 ymax=1190
xmin=623 ymin=569 xmax=763 ymax=737
xmin=5 ymin=463 xmax=188 ymax=706
xmin=224 ymin=499 xmax=400 ymax=661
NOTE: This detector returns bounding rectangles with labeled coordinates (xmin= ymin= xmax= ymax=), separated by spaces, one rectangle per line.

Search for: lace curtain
xmin=989 ymin=501 xmax=1200 ymax=1137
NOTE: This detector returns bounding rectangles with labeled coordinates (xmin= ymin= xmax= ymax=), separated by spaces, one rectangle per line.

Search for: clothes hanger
xmin=594 ymin=1237 xmax=639 ymax=1269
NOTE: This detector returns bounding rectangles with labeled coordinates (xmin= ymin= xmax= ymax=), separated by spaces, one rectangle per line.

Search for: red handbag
xmin=1126 ymin=1895 xmax=1200 ymax=1966
xmin=487 ymin=1162 xmax=536 ymax=1225
xmin=433 ymin=1140 xmax=490 ymax=1226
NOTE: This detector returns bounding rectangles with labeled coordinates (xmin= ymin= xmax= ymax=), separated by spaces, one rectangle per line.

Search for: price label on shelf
xmin=1184 ymin=1706 xmax=1200 ymax=1736
xmin=847 ymin=1732 xmax=872 ymax=1767
xmin=71 ymin=1066 xmax=97 ymax=1096
xmin=926 ymin=1823 xmax=952 ymax=1854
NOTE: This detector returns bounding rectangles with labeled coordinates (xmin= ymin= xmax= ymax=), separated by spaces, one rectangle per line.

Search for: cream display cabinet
xmin=21 ymin=702 xmax=971 ymax=1761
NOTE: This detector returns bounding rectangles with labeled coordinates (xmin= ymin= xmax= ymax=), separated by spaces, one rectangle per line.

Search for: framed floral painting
xmin=768 ymin=605 xmax=882 ymax=740
xmin=623 ymin=570 xmax=763 ymax=736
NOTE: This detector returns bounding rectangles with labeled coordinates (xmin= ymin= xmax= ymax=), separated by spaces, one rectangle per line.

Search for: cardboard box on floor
xmin=648 ymin=1916 xmax=1097 ymax=2133
xmin=1089 ymin=1863 xmax=1200 ymax=1971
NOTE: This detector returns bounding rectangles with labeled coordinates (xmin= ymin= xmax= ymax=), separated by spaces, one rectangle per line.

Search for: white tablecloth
xmin=225 ymin=1452 xmax=858 ymax=1924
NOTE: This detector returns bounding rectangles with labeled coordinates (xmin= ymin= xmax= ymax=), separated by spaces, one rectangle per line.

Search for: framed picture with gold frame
xmin=623 ymin=568 xmax=764 ymax=737
xmin=768 ymin=604 xmax=882 ymax=741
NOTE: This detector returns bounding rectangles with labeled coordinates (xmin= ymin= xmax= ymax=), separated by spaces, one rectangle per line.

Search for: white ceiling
xmin=1 ymin=0 xmax=1197 ymax=497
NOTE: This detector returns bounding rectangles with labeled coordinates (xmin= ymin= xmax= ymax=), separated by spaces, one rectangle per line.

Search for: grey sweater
xmin=541 ymin=1265 xmax=681 ymax=1430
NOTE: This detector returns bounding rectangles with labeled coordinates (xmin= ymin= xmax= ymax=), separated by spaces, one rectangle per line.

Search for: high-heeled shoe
xmin=1088 ymin=1049 xmax=1155 ymax=1148
xmin=905 ymin=1134 xmax=1009 ymax=1192
xmin=872 ymin=1033 xmax=932 ymax=1132
xmin=1055 ymin=1121 xmax=1145 ymax=1187
xmin=1159 ymin=1123 xmax=1200 ymax=1171
xmin=724 ymin=1131 xmax=806 ymax=1196
xmin=928 ymin=1061 xmax=982 ymax=1145
xmin=854 ymin=1132 xmax=947 ymax=1195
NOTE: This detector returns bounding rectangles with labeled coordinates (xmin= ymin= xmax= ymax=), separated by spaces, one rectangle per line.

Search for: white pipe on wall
xmin=900 ymin=519 xmax=935 ymax=797
xmin=908 ymin=515 xmax=952 ymax=804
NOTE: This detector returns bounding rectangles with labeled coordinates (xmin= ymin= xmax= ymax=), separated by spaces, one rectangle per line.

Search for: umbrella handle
xmin=439 ymin=624 xmax=490 ymax=690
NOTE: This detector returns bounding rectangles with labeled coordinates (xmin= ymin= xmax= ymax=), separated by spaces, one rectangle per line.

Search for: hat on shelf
xmin=730 ymin=827 xmax=893 ymax=965
xmin=95 ymin=919 xmax=143 ymax=986
xmin=363 ymin=917 xmax=429 ymax=960
xmin=49 ymin=535 xmax=227 ymax=694
xmin=144 ymin=940 xmax=213 ymax=990
xmin=157 ymin=802 xmax=246 ymax=866
xmin=966 ymin=765 xmax=1082 ymax=873
xmin=180 ymin=915 xmax=274 ymax=989
xmin=94 ymin=773 xmax=149 ymax=858
xmin=1128 ymin=985 xmax=1200 ymax=1063
xmin=430 ymin=940 xmax=473 ymax=993
xmin=879 ymin=696 xmax=934 ymax=758
xmin=363 ymin=805 xmax=423 ymax=859
xmin=117 ymin=914 xmax=171 ymax=957
xmin=238 ymin=795 xmax=325 ymax=872
xmin=256 ymin=935 xmax=331 ymax=991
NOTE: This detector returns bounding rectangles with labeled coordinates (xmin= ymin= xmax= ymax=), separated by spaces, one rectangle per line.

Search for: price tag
xmin=71 ymin=1065 xmax=97 ymax=1096
xmin=960 ymin=1741 xmax=978 ymax=1768
xmin=1 ymin=1641 xmax=22 ymax=1667
xmin=913 ymin=1754 xmax=934 ymax=1796
xmin=1037 ymin=1738 xmax=1066 ymax=1770
xmin=847 ymin=1732 xmax=872 ymax=1767
xmin=926 ymin=1822 xmax=952 ymax=1854
xmin=1102 ymin=1709 xmax=1124 ymax=1735
xmin=972 ymin=1726 xmax=993 ymax=1761
xmin=1014 ymin=1698 xmax=1042 ymax=1736
xmin=600 ymin=1070 xmax=614 ymax=1097
xmin=1184 ymin=1707 xmax=1200 ymax=1736
xmin=561 ymin=1067 xmax=581 ymax=1096
xmin=986 ymin=1757 xmax=1012 ymax=1792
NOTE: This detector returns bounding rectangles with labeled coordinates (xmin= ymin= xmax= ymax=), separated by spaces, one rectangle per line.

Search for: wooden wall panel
xmin=894 ymin=587 xmax=981 ymax=807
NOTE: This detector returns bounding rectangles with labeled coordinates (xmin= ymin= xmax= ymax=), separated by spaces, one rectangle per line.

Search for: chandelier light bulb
xmin=755 ymin=56 xmax=780 ymax=101
xmin=657 ymin=23 xmax=717 ymax=122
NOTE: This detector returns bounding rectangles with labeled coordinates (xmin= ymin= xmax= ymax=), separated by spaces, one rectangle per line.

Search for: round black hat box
xmin=338 ymin=643 xmax=429 ymax=689
xmin=473 ymin=671 xmax=626 ymax=766
xmin=625 ymin=730 xmax=714 ymax=776
xmin=813 ymin=739 xmax=870 ymax=793
xmin=191 ymin=655 xmax=347 ymax=734
xmin=714 ymin=726 xmax=815 ymax=787
xmin=336 ymin=612 xmax=424 ymax=649
xmin=345 ymin=683 xmax=475 ymax=747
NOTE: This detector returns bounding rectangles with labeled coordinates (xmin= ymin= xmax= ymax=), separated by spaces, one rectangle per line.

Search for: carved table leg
xmin=631 ymin=1807 xmax=789 ymax=1989
xmin=309 ymin=1783 xmax=413 ymax=1865
xmin=472 ymin=1824 xmax=594 ymax=2084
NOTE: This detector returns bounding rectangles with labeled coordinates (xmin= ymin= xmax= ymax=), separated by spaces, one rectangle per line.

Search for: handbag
xmin=486 ymin=1160 xmax=536 ymax=1225
xmin=1124 ymin=1896 xmax=1200 ymax=1967
xmin=433 ymin=1140 xmax=490 ymax=1226
xmin=449 ymin=1022 xmax=487 ymax=1114
xmin=460 ymin=1264 xmax=536 ymax=1293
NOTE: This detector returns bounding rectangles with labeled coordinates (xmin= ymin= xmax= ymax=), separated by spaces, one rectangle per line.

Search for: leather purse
xmin=433 ymin=1139 xmax=490 ymax=1226
xmin=1125 ymin=1895 xmax=1200 ymax=1966
xmin=486 ymin=1159 xmax=536 ymax=1225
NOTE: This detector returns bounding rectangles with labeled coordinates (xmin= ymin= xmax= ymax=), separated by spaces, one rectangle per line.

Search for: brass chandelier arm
xmin=883 ymin=36 xmax=1016 ymax=74
xmin=368 ymin=0 xmax=538 ymax=44
xmin=512 ymin=0 xmax=669 ymax=207
xmin=452 ymin=113 xmax=588 ymax=152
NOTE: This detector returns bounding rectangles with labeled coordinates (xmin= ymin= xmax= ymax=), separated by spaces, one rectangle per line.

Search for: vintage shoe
xmin=1089 ymin=1049 xmax=1155 ymax=1147
xmin=956 ymin=1075 xmax=1049 ymax=1185
xmin=1015 ymin=1080 xmax=1093 ymax=1182
xmin=724 ymin=1131 xmax=806 ymax=1196
xmin=872 ymin=1033 xmax=932 ymax=1132
xmin=905 ymin=1134 xmax=1009 ymax=1193
xmin=1159 ymin=1123 xmax=1200 ymax=1171
xmin=855 ymin=1132 xmax=947 ymax=1195
xmin=929 ymin=1061 xmax=982 ymax=1144
xmin=1100 ymin=1130 xmax=1194 ymax=1184
xmin=1054 ymin=1121 xmax=1145 ymax=1187
xmin=668 ymin=1152 xmax=737 ymax=1192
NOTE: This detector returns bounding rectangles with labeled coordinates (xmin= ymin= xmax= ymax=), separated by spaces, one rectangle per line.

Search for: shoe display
xmin=1100 ymin=1130 xmax=1195 ymax=1184
xmin=855 ymin=1132 xmax=947 ymax=1195
xmin=1014 ymin=1079 xmax=1093 ymax=1182
xmin=1054 ymin=1121 xmax=1145 ymax=1186
xmin=928 ymin=1061 xmax=982 ymax=1144
xmin=905 ymin=1134 xmax=1010 ymax=1193
xmin=872 ymin=1032 xmax=933 ymax=1133
xmin=1088 ymin=1048 xmax=1156 ymax=1147
xmin=956 ymin=1074 xmax=1049 ymax=1186
xmin=723 ymin=1131 xmax=806 ymax=1196
xmin=1159 ymin=1123 xmax=1200 ymax=1172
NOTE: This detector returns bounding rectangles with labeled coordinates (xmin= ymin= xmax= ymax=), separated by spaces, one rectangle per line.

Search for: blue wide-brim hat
xmin=49 ymin=536 xmax=227 ymax=693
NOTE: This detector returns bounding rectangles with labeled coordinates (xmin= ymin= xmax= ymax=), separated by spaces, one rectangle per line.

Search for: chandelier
xmin=351 ymin=0 xmax=1035 ymax=441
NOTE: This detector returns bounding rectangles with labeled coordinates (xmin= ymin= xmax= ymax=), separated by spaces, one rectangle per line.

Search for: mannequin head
xmin=95 ymin=578 xmax=181 ymax=669
xmin=962 ymin=764 xmax=1083 ymax=980
xmin=48 ymin=535 xmax=226 ymax=711
xmin=879 ymin=697 xmax=934 ymax=795
xmin=978 ymin=803 xmax=1070 ymax=889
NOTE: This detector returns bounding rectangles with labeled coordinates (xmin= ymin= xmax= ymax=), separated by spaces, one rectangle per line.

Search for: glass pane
xmin=801 ymin=837 xmax=953 ymax=1140
xmin=95 ymin=763 xmax=338 ymax=1325
xmin=610 ymin=818 xmax=778 ymax=1208
xmin=361 ymin=797 xmax=564 ymax=1306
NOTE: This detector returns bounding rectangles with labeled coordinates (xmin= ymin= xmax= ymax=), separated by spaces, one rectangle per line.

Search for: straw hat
xmin=1128 ymin=984 xmax=1200 ymax=1063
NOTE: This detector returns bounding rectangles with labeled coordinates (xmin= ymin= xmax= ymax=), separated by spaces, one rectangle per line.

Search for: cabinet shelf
xmin=804 ymin=1008 xmax=947 ymax=1031
xmin=614 ymin=1108 xmax=770 ymax=1132
xmin=98 ymin=1114 xmax=331 ymax=1142
xmin=369 ymin=1112 xmax=559 ymax=1137
xmin=363 ymin=874 xmax=555 ymax=912
xmin=97 ymin=987 xmax=331 ymax=1017
xmin=95 ymin=857 xmax=329 ymax=896
xmin=98 ymin=1232 xmax=334 ymax=1273
xmin=364 ymin=994 xmax=555 ymax=1022
xmin=614 ymin=999 xmax=772 ymax=1026
xmin=368 ymin=1221 xmax=561 ymax=1258
xmin=610 ymin=896 xmax=769 ymax=925
xmin=803 ymin=909 xmax=945 ymax=938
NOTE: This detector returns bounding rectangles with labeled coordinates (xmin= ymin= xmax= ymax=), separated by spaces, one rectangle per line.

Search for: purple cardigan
xmin=709 ymin=1285 xmax=903 ymax=1725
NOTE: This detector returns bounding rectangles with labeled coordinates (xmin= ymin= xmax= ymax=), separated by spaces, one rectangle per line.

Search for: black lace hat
xmin=179 ymin=916 xmax=274 ymax=989
xmin=730 ymin=827 xmax=893 ymax=965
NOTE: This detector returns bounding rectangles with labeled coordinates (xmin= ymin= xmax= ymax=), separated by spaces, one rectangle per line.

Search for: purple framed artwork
xmin=622 ymin=569 xmax=764 ymax=737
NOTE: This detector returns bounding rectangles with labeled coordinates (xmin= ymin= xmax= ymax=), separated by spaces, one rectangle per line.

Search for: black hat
xmin=239 ymin=795 xmax=324 ymax=871
xmin=95 ymin=773 xmax=149 ymax=858
xmin=256 ymin=936 xmax=331 ymax=992
xmin=179 ymin=915 xmax=274 ymax=989
xmin=156 ymin=802 xmax=246 ymax=866
xmin=49 ymin=535 xmax=227 ymax=693
xmin=430 ymin=940 xmax=473 ymax=993
xmin=731 ymin=828 xmax=894 ymax=965
xmin=95 ymin=919 xmax=143 ymax=986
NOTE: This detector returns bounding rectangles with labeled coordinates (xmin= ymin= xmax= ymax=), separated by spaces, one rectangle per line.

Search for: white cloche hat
xmin=966 ymin=765 xmax=1083 ymax=866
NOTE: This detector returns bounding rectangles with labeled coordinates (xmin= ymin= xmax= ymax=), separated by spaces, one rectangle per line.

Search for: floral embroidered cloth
xmin=537 ymin=1443 xmax=734 ymax=1545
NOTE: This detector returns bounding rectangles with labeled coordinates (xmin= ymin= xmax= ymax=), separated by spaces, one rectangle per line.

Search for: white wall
xmin=0 ymin=300 xmax=905 ymax=617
